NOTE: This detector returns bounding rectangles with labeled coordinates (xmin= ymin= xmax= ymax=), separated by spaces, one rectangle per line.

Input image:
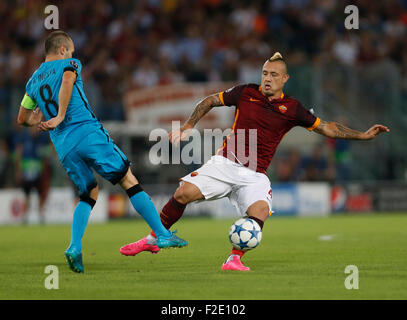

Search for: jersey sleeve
xmin=295 ymin=102 xmax=320 ymax=131
xmin=218 ymin=84 xmax=246 ymax=107
xmin=63 ymin=58 xmax=82 ymax=77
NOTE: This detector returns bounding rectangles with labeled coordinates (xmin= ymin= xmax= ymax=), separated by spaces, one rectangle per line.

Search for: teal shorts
xmin=61 ymin=127 xmax=130 ymax=197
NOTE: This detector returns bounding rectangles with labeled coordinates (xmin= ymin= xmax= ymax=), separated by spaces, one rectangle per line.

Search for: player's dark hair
xmin=45 ymin=30 xmax=72 ymax=55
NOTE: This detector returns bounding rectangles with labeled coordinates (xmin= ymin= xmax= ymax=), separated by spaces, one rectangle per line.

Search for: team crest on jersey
xmin=191 ymin=171 xmax=198 ymax=177
xmin=70 ymin=60 xmax=78 ymax=69
xmin=278 ymin=105 xmax=287 ymax=113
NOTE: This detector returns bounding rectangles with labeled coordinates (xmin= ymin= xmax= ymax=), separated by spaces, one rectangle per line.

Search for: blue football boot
xmin=64 ymin=247 xmax=84 ymax=273
xmin=156 ymin=230 xmax=188 ymax=249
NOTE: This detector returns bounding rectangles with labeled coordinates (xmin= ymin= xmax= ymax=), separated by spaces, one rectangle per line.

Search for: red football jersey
xmin=217 ymin=83 xmax=320 ymax=173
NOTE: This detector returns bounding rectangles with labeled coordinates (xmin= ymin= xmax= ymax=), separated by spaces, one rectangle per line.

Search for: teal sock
xmin=128 ymin=189 xmax=171 ymax=238
xmin=68 ymin=201 xmax=92 ymax=252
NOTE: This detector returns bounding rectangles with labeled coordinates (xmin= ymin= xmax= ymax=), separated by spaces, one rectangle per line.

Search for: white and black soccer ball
xmin=229 ymin=218 xmax=262 ymax=251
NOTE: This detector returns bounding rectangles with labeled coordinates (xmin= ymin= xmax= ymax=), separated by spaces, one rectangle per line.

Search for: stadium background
xmin=1 ymin=0 xmax=407 ymax=224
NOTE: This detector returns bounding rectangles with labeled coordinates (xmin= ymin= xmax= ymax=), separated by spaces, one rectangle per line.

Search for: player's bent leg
xmin=65 ymin=185 xmax=98 ymax=273
xmin=155 ymin=182 xmax=204 ymax=231
xmin=119 ymin=168 xmax=169 ymax=238
xmin=120 ymin=169 xmax=169 ymax=238
xmin=174 ymin=181 xmax=205 ymax=204
xmin=119 ymin=169 xmax=187 ymax=251
xmin=118 ymin=167 xmax=139 ymax=190
xmin=120 ymin=182 xmax=203 ymax=256
xmin=246 ymin=200 xmax=269 ymax=226
xmin=222 ymin=200 xmax=269 ymax=272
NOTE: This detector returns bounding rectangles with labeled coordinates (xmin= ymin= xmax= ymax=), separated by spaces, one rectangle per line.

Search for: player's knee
xmin=248 ymin=201 xmax=269 ymax=222
xmin=80 ymin=185 xmax=98 ymax=209
xmin=260 ymin=203 xmax=270 ymax=215
xmin=258 ymin=206 xmax=270 ymax=221
xmin=90 ymin=185 xmax=98 ymax=200
xmin=119 ymin=169 xmax=139 ymax=190
xmin=173 ymin=188 xmax=188 ymax=204
xmin=174 ymin=185 xmax=196 ymax=205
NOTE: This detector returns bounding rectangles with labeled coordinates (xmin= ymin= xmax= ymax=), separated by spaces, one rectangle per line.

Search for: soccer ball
xmin=228 ymin=218 xmax=262 ymax=251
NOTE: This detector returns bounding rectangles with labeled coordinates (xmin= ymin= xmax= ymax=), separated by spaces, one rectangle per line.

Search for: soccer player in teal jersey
xmin=17 ymin=31 xmax=187 ymax=273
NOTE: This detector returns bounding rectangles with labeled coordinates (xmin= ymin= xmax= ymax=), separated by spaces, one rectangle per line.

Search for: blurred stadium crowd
xmin=1 ymin=0 xmax=407 ymax=188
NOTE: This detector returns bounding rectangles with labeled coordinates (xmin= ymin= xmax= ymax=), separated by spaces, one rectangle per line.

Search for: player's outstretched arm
xmin=17 ymin=106 xmax=43 ymax=127
xmin=314 ymin=120 xmax=390 ymax=140
xmin=169 ymin=93 xmax=224 ymax=146
xmin=39 ymin=71 xmax=76 ymax=131
xmin=17 ymin=93 xmax=43 ymax=127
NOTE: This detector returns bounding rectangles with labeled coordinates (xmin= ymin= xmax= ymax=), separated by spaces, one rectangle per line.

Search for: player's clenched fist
xmin=39 ymin=116 xmax=63 ymax=131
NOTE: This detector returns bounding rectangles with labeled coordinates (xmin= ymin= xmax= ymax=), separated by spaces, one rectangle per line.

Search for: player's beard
xmin=262 ymin=88 xmax=276 ymax=98
xmin=263 ymin=84 xmax=283 ymax=99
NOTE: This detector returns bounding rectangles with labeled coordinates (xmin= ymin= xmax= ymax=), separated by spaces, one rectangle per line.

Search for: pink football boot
xmin=221 ymin=255 xmax=250 ymax=271
xmin=120 ymin=237 xmax=160 ymax=256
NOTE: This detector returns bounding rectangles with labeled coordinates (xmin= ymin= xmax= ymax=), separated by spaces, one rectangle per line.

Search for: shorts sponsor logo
xmin=191 ymin=172 xmax=198 ymax=177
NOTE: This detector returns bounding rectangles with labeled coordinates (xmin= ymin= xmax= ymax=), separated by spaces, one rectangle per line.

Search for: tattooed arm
xmin=169 ymin=93 xmax=224 ymax=145
xmin=183 ymin=94 xmax=224 ymax=129
xmin=314 ymin=120 xmax=390 ymax=140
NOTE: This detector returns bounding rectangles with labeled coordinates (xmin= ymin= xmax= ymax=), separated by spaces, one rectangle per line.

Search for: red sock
xmin=150 ymin=196 xmax=186 ymax=238
xmin=230 ymin=248 xmax=246 ymax=258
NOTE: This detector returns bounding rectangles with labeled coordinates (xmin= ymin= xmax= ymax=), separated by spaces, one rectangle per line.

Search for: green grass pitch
xmin=0 ymin=213 xmax=406 ymax=300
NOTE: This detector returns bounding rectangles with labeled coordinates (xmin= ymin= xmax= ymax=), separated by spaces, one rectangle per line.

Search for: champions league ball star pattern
xmin=229 ymin=218 xmax=262 ymax=251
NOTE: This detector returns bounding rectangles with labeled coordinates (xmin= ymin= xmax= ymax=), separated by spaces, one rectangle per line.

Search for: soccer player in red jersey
xmin=120 ymin=53 xmax=389 ymax=271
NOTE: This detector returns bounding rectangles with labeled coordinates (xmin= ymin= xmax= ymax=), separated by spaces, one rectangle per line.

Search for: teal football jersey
xmin=25 ymin=58 xmax=101 ymax=160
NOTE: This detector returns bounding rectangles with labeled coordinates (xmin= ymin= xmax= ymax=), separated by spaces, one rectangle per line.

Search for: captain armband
xmin=21 ymin=94 xmax=37 ymax=110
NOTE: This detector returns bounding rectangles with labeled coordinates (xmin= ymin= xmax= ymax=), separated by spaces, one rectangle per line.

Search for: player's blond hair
xmin=268 ymin=52 xmax=283 ymax=61
xmin=266 ymin=52 xmax=287 ymax=73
